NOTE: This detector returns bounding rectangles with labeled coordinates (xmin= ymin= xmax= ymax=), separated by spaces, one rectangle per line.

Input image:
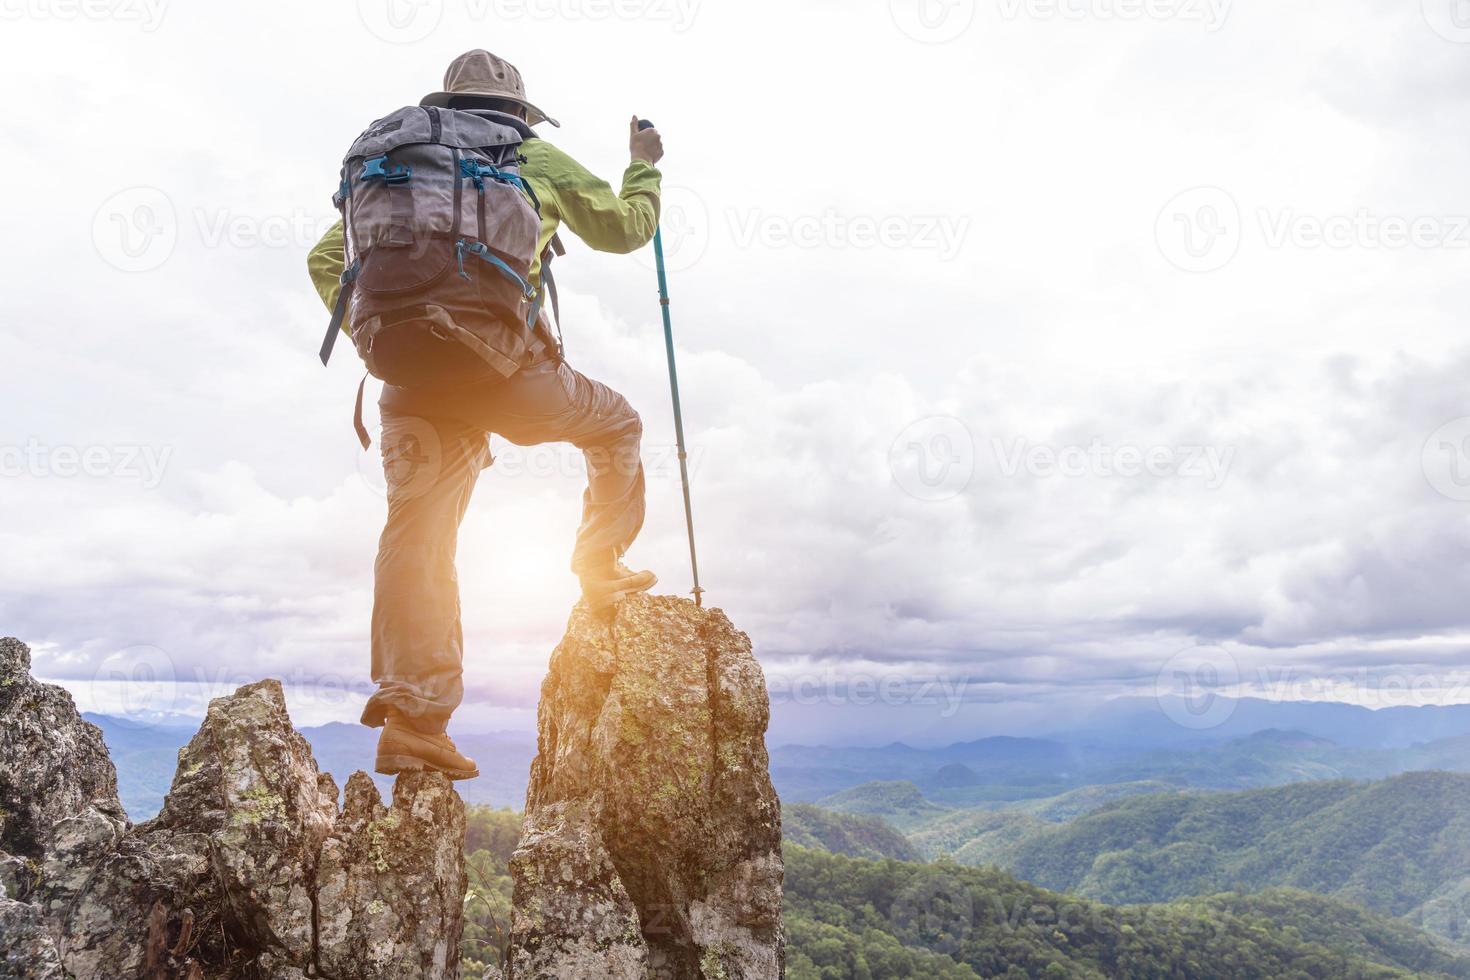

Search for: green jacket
xmin=307 ymin=137 xmax=662 ymax=320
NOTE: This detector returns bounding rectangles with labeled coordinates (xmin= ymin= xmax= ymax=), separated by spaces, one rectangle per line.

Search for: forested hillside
xmin=458 ymin=806 xmax=1470 ymax=979
xmin=783 ymin=803 xmax=923 ymax=861
xmin=783 ymin=846 xmax=1470 ymax=979
xmin=945 ymin=771 xmax=1470 ymax=947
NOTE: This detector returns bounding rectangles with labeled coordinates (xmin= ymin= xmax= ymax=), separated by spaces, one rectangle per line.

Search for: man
xmin=307 ymin=49 xmax=663 ymax=779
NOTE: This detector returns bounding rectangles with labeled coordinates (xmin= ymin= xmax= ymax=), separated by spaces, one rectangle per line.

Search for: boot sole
xmin=583 ymin=573 xmax=659 ymax=611
xmin=375 ymin=753 xmax=479 ymax=781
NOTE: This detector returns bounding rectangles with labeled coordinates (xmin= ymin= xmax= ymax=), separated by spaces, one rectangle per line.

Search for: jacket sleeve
xmin=531 ymin=141 xmax=662 ymax=254
xmin=307 ymin=220 xmax=347 ymax=313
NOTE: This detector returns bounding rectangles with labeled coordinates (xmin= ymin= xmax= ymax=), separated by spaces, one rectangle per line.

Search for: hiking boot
xmin=375 ymin=715 xmax=479 ymax=780
xmin=579 ymin=559 xmax=657 ymax=611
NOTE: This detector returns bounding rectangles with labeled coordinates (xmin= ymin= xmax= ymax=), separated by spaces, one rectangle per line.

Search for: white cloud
xmin=3 ymin=0 xmax=1468 ymax=743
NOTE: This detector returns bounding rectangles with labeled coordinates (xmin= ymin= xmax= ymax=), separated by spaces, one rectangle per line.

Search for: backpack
xmin=317 ymin=105 xmax=560 ymax=396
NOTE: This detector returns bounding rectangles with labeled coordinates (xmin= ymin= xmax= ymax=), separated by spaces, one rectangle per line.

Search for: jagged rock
xmin=509 ymin=595 xmax=785 ymax=979
xmin=0 ymin=896 xmax=66 ymax=979
xmin=168 ymin=679 xmax=338 ymax=962
xmin=0 ymin=637 xmax=468 ymax=980
xmin=510 ymin=801 xmax=648 ymax=977
xmin=0 ymin=636 xmax=128 ymax=916
xmin=316 ymin=770 xmax=467 ymax=978
xmin=59 ymin=679 xmax=337 ymax=977
xmin=56 ymin=826 xmax=220 ymax=978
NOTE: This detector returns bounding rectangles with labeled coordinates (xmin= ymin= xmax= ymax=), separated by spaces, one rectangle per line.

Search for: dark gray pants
xmin=361 ymin=356 xmax=645 ymax=733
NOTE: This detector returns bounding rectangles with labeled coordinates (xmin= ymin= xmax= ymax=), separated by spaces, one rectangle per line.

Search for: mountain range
xmin=87 ymin=694 xmax=1470 ymax=974
xmin=88 ymin=693 xmax=1470 ymax=820
xmin=772 ymin=726 xmax=1470 ymax=806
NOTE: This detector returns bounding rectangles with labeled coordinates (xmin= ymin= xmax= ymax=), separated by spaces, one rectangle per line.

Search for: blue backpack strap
xmin=455 ymin=240 xmax=536 ymax=298
xmin=540 ymin=255 xmax=564 ymax=361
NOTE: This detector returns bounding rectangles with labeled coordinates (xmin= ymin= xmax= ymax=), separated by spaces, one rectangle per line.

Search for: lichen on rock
xmin=316 ymin=769 xmax=468 ymax=979
xmin=1 ymin=596 xmax=787 ymax=980
xmin=0 ymin=637 xmax=467 ymax=980
xmin=509 ymin=595 xmax=785 ymax=979
xmin=0 ymin=636 xmax=128 ymax=917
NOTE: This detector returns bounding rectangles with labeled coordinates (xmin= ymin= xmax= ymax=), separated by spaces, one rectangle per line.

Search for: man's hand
xmin=630 ymin=116 xmax=664 ymax=166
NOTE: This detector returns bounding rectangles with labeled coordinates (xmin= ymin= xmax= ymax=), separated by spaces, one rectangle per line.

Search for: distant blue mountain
xmin=770 ymin=725 xmax=1470 ymax=806
xmin=1064 ymin=695 xmax=1470 ymax=749
xmin=88 ymin=693 xmax=1470 ymax=821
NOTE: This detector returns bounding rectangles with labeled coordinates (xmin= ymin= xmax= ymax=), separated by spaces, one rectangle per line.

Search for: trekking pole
xmin=639 ymin=119 xmax=705 ymax=607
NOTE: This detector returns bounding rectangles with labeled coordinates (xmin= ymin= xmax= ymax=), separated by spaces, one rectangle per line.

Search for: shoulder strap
xmin=539 ymin=245 xmax=565 ymax=360
xmin=318 ymin=263 xmax=359 ymax=365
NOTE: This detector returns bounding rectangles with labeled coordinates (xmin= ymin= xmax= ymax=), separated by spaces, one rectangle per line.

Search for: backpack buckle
xmin=459 ymin=157 xmax=496 ymax=191
xmin=360 ymin=155 xmax=412 ymax=184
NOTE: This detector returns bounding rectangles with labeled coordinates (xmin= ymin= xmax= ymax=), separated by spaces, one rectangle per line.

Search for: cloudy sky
xmin=2 ymin=0 xmax=1468 ymax=745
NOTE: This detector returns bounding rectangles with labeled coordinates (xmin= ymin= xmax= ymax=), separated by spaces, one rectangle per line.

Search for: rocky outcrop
xmin=509 ymin=595 xmax=784 ymax=979
xmin=0 ymin=637 xmax=127 ymax=975
xmin=317 ymin=771 xmax=467 ymax=978
xmin=0 ymin=638 xmax=466 ymax=980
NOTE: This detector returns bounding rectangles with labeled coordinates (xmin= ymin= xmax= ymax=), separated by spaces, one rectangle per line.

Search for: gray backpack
xmin=317 ymin=105 xmax=560 ymax=398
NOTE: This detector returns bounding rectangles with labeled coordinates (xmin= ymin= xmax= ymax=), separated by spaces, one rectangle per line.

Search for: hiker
xmin=307 ymin=49 xmax=663 ymax=779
